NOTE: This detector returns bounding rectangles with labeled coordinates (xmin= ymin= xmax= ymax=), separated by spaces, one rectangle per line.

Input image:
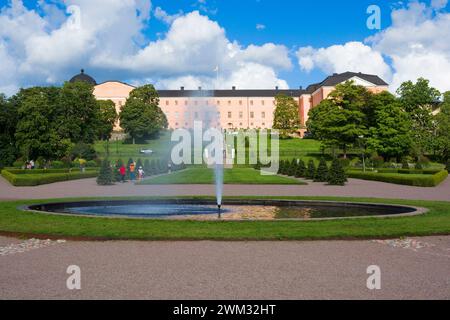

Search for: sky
xmin=0 ymin=0 xmax=449 ymax=96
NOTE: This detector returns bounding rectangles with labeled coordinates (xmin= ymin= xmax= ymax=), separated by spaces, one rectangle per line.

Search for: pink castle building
xmin=70 ymin=70 xmax=388 ymax=134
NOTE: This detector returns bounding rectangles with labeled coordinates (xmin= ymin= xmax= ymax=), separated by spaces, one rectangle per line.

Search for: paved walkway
xmin=1 ymin=235 xmax=449 ymax=299
xmin=0 ymin=176 xmax=449 ymax=201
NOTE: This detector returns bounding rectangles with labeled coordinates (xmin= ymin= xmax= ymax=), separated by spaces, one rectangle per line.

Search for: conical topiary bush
xmin=306 ymin=160 xmax=316 ymax=179
xmin=97 ymin=159 xmax=114 ymax=185
xmin=314 ymin=158 xmax=329 ymax=182
xmin=295 ymin=159 xmax=306 ymax=178
xmin=328 ymin=158 xmax=347 ymax=186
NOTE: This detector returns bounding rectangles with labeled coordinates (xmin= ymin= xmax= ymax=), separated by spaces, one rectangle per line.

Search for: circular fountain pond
xmin=26 ymin=199 xmax=424 ymax=221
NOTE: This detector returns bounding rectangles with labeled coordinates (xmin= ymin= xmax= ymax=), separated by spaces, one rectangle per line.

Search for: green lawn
xmin=138 ymin=167 xmax=305 ymax=185
xmin=1 ymin=196 xmax=450 ymax=240
xmin=95 ymin=134 xmax=324 ymax=163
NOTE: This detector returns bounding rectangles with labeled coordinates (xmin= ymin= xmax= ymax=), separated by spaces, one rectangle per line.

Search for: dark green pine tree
xmin=314 ymin=158 xmax=329 ymax=182
xmin=278 ymin=160 xmax=286 ymax=175
xmin=115 ymin=158 xmax=124 ymax=182
xmin=288 ymin=159 xmax=297 ymax=176
xmin=328 ymin=158 xmax=348 ymax=186
xmin=306 ymin=160 xmax=316 ymax=179
xmin=144 ymin=159 xmax=150 ymax=173
xmin=446 ymin=160 xmax=450 ymax=172
xmin=150 ymin=159 xmax=157 ymax=176
xmin=97 ymin=159 xmax=114 ymax=185
xmin=136 ymin=158 xmax=143 ymax=170
xmin=295 ymin=160 xmax=306 ymax=178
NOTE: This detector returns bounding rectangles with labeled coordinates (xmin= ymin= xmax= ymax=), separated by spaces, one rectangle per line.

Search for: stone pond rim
xmin=24 ymin=199 xmax=427 ymax=221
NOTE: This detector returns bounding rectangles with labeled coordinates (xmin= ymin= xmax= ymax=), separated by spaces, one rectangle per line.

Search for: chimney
xmin=232 ymin=86 xmax=236 ymax=90
xmin=275 ymin=86 xmax=279 ymax=90
xmin=180 ymin=86 xmax=185 ymax=91
xmin=198 ymin=86 xmax=202 ymax=90
xmin=299 ymin=86 xmax=303 ymax=90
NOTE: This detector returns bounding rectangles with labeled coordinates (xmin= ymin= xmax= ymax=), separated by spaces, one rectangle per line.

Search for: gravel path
xmin=1 ymin=235 xmax=449 ymax=299
xmin=0 ymin=176 xmax=449 ymax=201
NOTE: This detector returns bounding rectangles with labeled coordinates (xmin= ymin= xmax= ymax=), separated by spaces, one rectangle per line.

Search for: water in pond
xmin=53 ymin=202 xmax=414 ymax=220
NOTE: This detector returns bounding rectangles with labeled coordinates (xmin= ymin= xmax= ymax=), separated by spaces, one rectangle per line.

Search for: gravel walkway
xmin=1 ymin=235 xmax=449 ymax=299
xmin=0 ymin=176 xmax=449 ymax=201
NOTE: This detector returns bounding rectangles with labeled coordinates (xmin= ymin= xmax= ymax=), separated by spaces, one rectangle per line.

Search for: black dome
xmin=69 ymin=69 xmax=97 ymax=85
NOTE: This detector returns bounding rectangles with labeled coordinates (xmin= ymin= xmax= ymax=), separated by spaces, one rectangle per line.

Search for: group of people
xmin=24 ymin=160 xmax=35 ymax=169
xmin=117 ymin=161 xmax=145 ymax=183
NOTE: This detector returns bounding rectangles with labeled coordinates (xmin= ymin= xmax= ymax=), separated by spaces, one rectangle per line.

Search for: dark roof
xmin=157 ymin=89 xmax=305 ymax=98
xmin=306 ymin=72 xmax=388 ymax=93
xmin=70 ymin=69 xmax=97 ymax=85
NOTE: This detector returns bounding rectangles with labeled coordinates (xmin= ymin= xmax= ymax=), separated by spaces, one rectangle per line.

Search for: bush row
xmin=346 ymin=170 xmax=448 ymax=187
xmin=349 ymin=168 xmax=441 ymax=175
xmin=3 ymin=168 xmax=99 ymax=175
xmin=1 ymin=169 xmax=99 ymax=186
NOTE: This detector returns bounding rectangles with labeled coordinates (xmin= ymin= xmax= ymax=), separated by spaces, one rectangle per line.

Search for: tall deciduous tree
xmin=366 ymin=91 xmax=412 ymax=161
xmin=435 ymin=91 xmax=450 ymax=162
xmin=120 ymin=85 xmax=168 ymax=144
xmin=0 ymin=94 xmax=18 ymax=168
xmin=57 ymin=81 xmax=99 ymax=144
xmin=14 ymin=87 xmax=72 ymax=159
xmin=307 ymin=81 xmax=369 ymax=158
xmin=273 ymin=94 xmax=300 ymax=137
xmin=396 ymin=78 xmax=440 ymax=156
xmin=96 ymin=99 xmax=118 ymax=140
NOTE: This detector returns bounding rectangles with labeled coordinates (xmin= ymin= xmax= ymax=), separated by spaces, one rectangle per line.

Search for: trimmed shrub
xmin=1 ymin=169 xmax=98 ymax=186
xmin=51 ymin=161 xmax=65 ymax=169
xmin=328 ymin=158 xmax=347 ymax=186
xmin=86 ymin=160 xmax=98 ymax=168
xmin=13 ymin=160 xmax=24 ymax=168
xmin=295 ymin=160 xmax=306 ymax=178
xmin=306 ymin=160 xmax=316 ymax=179
xmin=287 ymin=159 xmax=297 ymax=176
xmin=70 ymin=143 xmax=97 ymax=161
xmin=415 ymin=162 xmax=423 ymax=170
xmin=347 ymin=170 xmax=448 ymax=187
xmin=97 ymin=159 xmax=114 ymax=185
xmin=370 ymin=154 xmax=384 ymax=168
xmin=446 ymin=160 xmax=450 ymax=172
xmin=314 ymin=158 xmax=329 ymax=182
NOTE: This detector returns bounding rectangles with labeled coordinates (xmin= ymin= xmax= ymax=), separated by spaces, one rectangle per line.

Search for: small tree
xmin=295 ymin=160 xmax=306 ymax=178
xmin=288 ymin=159 xmax=297 ymax=176
xmin=314 ymin=158 xmax=329 ymax=182
xmin=273 ymin=94 xmax=301 ymax=137
xmin=144 ymin=159 xmax=150 ymax=173
xmin=328 ymin=158 xmax=347 ymax=186
xmin=97 ymin=159 xmax=114 ymax=185
xmin=306 ymin=160 xmax=316 ymax=179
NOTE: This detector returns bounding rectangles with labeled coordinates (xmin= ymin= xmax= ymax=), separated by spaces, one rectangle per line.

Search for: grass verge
xmin=138 ymin=168 xmax=305 ymax=185
xmin=0 ymin=196 xmax=449 ymax=240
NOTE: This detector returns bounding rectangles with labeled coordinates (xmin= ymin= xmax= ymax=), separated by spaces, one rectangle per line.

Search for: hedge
xmin=350 ymin=168 xmax=441 ymax=175
xmin=1 ymin=169 xmax=99 ymax=186
xmin=2 ymin=168 xmax=98 ymax=175
xmin=347 ymin=170 xmax=448 ymax=187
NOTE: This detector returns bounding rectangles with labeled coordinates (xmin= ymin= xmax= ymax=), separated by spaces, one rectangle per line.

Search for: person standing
xmin=129 ymin=162 xmax=136 ymax=181
xmin=138 ymin=166 xmax=145 ymax=180
xmin=119 ymin=164 xmax=126 ymax=183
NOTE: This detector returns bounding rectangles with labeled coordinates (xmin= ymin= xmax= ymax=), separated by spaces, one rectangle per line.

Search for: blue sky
xmin=0 ymin=0 xmax=449 ymax=94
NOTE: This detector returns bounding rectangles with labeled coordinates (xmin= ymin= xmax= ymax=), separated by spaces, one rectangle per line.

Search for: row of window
xmin=163 ymin=100 xmax=276 ymax=106
xmin=171 ymin=122 xmax=267 ymax=128
xmin=166 ymin=111 xmax=267 ymax=119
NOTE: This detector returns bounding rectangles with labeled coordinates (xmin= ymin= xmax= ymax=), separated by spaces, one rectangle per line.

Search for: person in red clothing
xmin=119 ymin=164 xmax=126 ymax=183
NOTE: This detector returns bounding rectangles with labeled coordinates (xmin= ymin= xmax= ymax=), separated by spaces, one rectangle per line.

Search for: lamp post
xmin=359 ymin=135 xmax=366 ymax=172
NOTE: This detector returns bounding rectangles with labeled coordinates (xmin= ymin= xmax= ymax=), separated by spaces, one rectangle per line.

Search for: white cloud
xmin=256 ymin=24 xmax=265 ymax=30
xmin=296 ymin=1 xmax=450 ymax=93
xmin=296 ymin=42 xmax=392 ymax=83
xmin=0 ymin=1 xmax=290 ymax=95
xmin=154 ymin=7 xmax=182 ymax=24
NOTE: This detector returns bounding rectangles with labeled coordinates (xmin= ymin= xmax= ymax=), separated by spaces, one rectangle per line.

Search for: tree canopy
xmin=119 ymin=84 xmax=167 ymax=144
xmin=273 ymin=94 xmax=301 ymax=137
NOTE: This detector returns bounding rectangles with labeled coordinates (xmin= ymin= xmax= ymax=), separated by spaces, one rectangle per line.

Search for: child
xmin=119 ymin=165 xmax=126 ymax=183
xmin=138 ymin=166 xmax=145 ymax=180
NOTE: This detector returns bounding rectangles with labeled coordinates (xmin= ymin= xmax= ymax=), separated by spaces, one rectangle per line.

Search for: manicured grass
xmin=138 ymin=167 xmax=305 ymax=185
xmin=1 ymin=196 xmax=450 ymax=240
xmin=94 ymin=134 xmax=324 ymax=162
